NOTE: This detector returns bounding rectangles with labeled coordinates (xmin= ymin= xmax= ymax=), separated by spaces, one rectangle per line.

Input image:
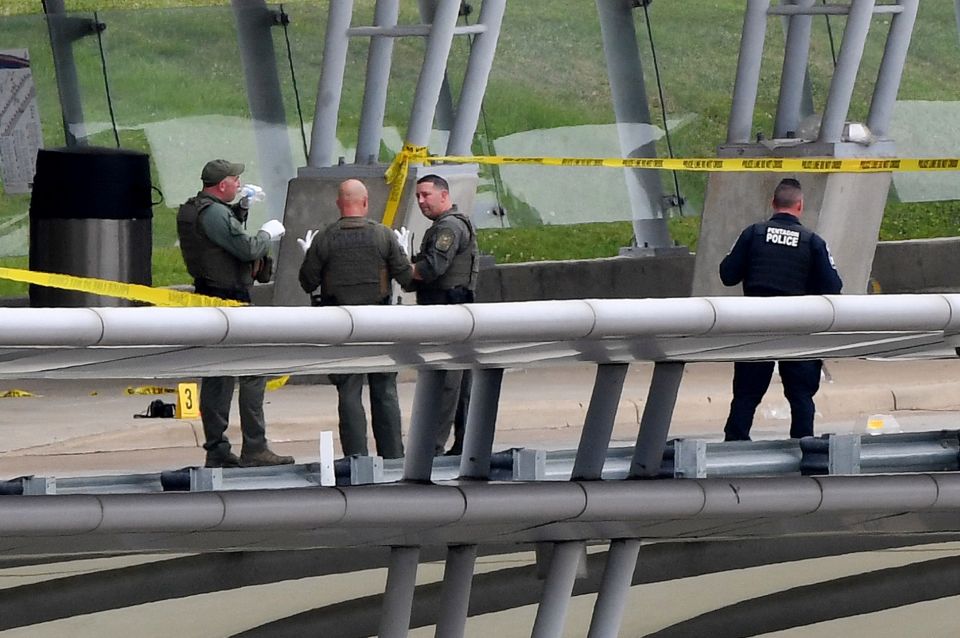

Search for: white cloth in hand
xmin=259 ymin=219 xmax=286 ymax=240
xmin=394 ymin=226 xmax=412 ymax=256
xmin=297 ymin=229 xmax=319 ymax=254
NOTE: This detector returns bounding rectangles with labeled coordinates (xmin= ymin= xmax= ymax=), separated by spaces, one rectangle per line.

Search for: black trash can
xmin=29 ymin=147 xmax=153 ymax=307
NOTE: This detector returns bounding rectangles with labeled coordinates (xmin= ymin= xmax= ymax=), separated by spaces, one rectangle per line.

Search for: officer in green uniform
xmin=177 ymin=159 xmax=295 ymax=468
xmin=298 ymin=179 xmax=413 ymax=458
xmin=410 ymin=174 xmax=479 ymax=455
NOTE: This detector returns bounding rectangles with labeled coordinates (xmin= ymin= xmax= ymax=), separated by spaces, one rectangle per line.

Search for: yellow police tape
xmin=266 ymin=375 xmax=290 ymax=391
xmin=384 ymin=143 xmax=428 ymax=227
xmin=126 ymin=385 xmax=177 ymax=395
xmin=425 ymin=154 xmax=960 ymax=173
xmin=0 ymin=267 xmax=244 ymax=307
xmin=0 ymin=389 xmax=37 ymax=398
xmin=383 ymin=145 xmax=960 ymax=226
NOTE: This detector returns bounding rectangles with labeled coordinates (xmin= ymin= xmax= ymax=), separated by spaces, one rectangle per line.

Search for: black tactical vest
xmin=318 ymin=218 xmax=389 ymax=305
xmin=744 ymin=219 xmax=813 ymax=295
xmin=176 ymin=194 xmax=252 ymax=291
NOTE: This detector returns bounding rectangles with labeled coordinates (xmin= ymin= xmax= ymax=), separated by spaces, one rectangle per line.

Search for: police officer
xmin=298 ymin=179 xmax=413 ymax=458
xmin=719 ymin=178 xmax=843 ymax=441
xmin=177 ymin=159 xmax=294 ymax=468
xmin=409 ymin=174 xmax=479 ymax=455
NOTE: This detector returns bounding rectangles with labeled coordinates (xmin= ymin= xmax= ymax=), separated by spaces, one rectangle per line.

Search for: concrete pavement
xmin=1 ymin=358 xmax=959 ymax=478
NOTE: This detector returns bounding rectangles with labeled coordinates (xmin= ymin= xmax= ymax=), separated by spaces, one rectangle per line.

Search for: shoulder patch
xmin=435 ymin=228 xmax=456 ymax=252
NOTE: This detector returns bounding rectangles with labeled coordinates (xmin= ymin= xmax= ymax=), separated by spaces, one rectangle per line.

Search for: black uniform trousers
xmin=723 ymin=360 xmax=822 ymax=441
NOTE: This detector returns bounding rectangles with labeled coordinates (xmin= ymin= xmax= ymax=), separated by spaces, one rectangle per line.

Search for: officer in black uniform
xmin=177 ymin=159 xmax=295 ymax=468
xmin=719 ymin=178 xmax=843 ymax=441
xmin=409 ymin=174 xmax=479 ymax=455
xmin=298 ymin=179 xmax=413 ymax=458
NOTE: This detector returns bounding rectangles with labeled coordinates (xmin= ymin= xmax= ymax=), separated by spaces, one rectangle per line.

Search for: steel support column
xmin=774 ymin=0 xmax=815 ymax=138
xmin=586 ymin=539 xmax=642 ymax=638
xmin=867 ymin=0 xmax=919 ymax=137
xmin=446 ymin=0 xmax=507 ymax=155
xmin=956 ymin=0 xmax=960 ymax=50
xmin=818 ymin=0 xmax=876 ymax=142
xmin=404 ymin=370 xmax=446 ymax=482
xmin=531 ymin=541 xmax=585 ymax=638
xmin=378 ymin=546 xmax=421 ymax=638
xmin=459 ymin=367 xmax=504 ymax=480
xmin=44 ymin=0 xmax=93 ymax=147
xmin=728 ymin=0 xmax=772 ymax=143
xmin=595 ymin=0 xmax=670 ymax=249
xmin=417 ymin=0 xmax=456 ymax=133
xmin=231 ymin=0 xmax=295 ymax=224
xmin=405 ymin=0 xmax=460 ymax=146
xmin=308 ymin=0 xmax=353 ymax=167
xmin=435 ymin=544 xmax=478 ymax=638
xmin=629 ymin=362 xmax=685 ymax=478
xmin=355 ymin=0 xmax=400 ymax=163
xmin=571 ymin=364 xmax=629 ymax=481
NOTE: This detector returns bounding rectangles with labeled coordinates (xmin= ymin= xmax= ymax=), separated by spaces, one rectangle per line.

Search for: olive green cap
xmin=201 ymin=159 xmax=244 ymax=185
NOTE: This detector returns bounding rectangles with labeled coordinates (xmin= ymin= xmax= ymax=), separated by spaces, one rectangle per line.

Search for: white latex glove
xmin=297 ymin=229 xmax=319 ymax=254
xmin=239 ymin=184 xmax=266 ymax=203
xmin=259 ymin=218 xmax=286 ymax=240
xmin=394 ymin=226 xmax=412 ymax=256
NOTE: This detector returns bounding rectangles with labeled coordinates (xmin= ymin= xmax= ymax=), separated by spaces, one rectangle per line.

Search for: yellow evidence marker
xmin=175 ymin=382 xmax=200 ymax=419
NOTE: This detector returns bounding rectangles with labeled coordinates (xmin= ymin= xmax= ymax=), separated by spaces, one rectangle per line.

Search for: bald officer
xmin=298 ymin=179 xmax=413 ymax=458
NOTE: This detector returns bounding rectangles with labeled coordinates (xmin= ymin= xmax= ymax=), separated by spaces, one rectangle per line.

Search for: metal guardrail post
xmin=22 ymin=477 xmax=55 ymax=495
xmin=190 ymin=468 xmax=222 ymax=491
xmin=828 ymin=434 xmax=862 ymax=475
xmin=514 ymin=448 xmax=546 ymax=480
xmin=350 ymin=455 xmax=384 ymax=484
xmin=673 ymin=439 xmax=707 ymax=478
xmin=318 ymin=431 xmax=336 ymax=486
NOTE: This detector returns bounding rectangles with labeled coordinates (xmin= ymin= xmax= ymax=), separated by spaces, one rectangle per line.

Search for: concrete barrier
xmin=473 ymin=237 xmax=960 ymax=302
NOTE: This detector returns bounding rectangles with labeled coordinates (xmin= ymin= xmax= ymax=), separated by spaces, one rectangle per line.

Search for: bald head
xmin=337 ymin=179 xmax=369 ymax=218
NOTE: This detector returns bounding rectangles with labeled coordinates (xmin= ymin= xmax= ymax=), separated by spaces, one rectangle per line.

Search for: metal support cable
xmin=823 ymin=0 xmax=838 ymax=67
xmin=639 ymin=1 xmax=684 ymax=215
xmin=279 ymin=5 xmax=309 ymax=160
xmin=93 ymin=12 xmax=120 ymax=148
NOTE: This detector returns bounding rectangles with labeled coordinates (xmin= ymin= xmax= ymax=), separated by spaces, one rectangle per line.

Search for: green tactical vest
xmin=435 ymin=212 xmax=479 ymax=291
xmin=176 ymin=194 xmax=252 ymax=291
xmin=319 ymin=218 xmax=390 ymax=305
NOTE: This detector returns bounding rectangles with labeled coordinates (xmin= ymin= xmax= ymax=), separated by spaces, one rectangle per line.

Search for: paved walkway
xmin=1 ymin=358 xmax=959 ymax=478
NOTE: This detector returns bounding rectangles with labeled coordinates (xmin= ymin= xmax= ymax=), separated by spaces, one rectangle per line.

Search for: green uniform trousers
xmin=330 ymin=372 xmax=404 ymax=459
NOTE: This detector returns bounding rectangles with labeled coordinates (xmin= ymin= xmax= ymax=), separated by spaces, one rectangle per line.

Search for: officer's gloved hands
xmin=259 ymin=219 xmax=285 ymax=240
xmin=297 ymin=229 xmax=319 ymax=254
xmin=394 ymin=226 xmax=412 ymax=256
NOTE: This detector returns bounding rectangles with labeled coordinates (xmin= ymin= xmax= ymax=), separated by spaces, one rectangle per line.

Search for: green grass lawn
xmin=0 ymin=0 xmax=958 ymax=298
